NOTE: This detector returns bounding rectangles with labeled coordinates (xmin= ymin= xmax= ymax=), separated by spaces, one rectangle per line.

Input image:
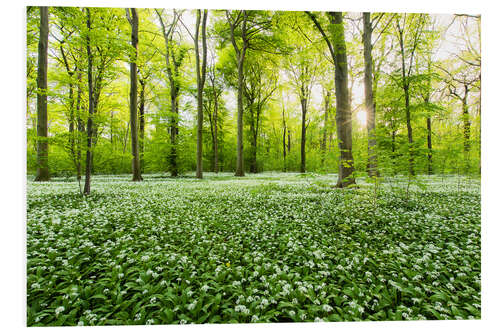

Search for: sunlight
xmin=357 ymin=109 xmax=367 ymax=127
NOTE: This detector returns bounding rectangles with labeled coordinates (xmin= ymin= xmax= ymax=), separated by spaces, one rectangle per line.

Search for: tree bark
xmin=83 ymin=8 xmax=94 ymax=195
xmin=35 ymin=6 xmax=50 ymax=181
xmin=300 ymin=96 xmax=307 ymax=173
xmin=128 ymin=8 xmax=142 ymax=181
xmin=321 ymin=90 xmax=330 ymax=167
xmin=227 ymin=10 xmax=248 ymax=177
xmin=138 ymin=78 xmax=145 ymax=173
xmin=195 ymin=10 xmax=208 ymax=179
xmin=282 ymin=107 xmax=287 ymax=172
xmin=362 ymin=12 xmax=378 ymax=178
xmin=426 ymin=115 xmax=433 ymax=175
xmin=462 ymin=85 xmax=471 ymax=170
xmin=330 ymin=12 xmax=355 ymax=187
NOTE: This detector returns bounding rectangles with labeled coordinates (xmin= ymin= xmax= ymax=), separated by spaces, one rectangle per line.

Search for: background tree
xmin=195 ymin=10 xmax=208 ymax=178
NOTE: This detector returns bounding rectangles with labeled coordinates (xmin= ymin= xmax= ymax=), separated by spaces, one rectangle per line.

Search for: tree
xmin=394 ymin=13 xmax=428 ymax=176
xmin=35 ymin=6 xmax=50 ymax=181
xmin=307 ymin=11 xmax=355 ymax=187
xmin=204 ymin=58 xmax=224 ymax=173
xmin=226 ymin=10 xmax=249 ymax=176
xmin=243 ymin=54 xmax=278 ymax=173
xmin=126 ymin=8 xmax=142 ymax=181
xmin=156 ymin=9 xmax=187 ymax=177
xmin=286 ymin=48 xmax=317 ymax=173
xmin=83 ymin=8 xmax=94 ymax=194
xmin=195 ymin=10 xmax=208 ymax=179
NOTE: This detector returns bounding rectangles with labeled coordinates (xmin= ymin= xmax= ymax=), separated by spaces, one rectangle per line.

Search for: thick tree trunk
xmin=330 ymin=12 xmax=355 ymax=187
xmin=195 ymin=10 xmax=208 ymax=179
xmin=362 ymin=12 xmax=378 ymax=178
xmin=83 ymin=8 xmax=94 ymax=195
xmin=129 ymin=8 xmax=142 ymax=181
xmin=35 ymin=6 xmax=50 ymax=181
xmin=300 ymin=97 xmax=307 ymax=173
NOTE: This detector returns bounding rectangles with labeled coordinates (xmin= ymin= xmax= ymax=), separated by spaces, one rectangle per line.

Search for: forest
xmin=26 ymin=6 xmax=481 ymax=326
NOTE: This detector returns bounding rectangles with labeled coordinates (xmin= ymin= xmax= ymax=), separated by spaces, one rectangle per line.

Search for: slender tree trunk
xmin=35 ymin=6 xmax=50 ymax=181
xmin=287 ymin=129 xmax=291 ymax=154
xmin=235 ymin=56 xmax=245 ymax=176
xmin=250 ymin=119 xmax=258 ymax=173
xmin=76 ymin=73 xmax=83 ymax=181
xmin=321 ymin=90 xmax=330 ymax=161
xmin=213 ymin=92 xmax=219 ymax=173
xmin=83 ymin=8 xmax=94 ymax=195
xmin=138 ymin=79 xmax=145 ymax=173
xmin=300 ymin=96 xmax=307 ymax=173
xmin=228 ymin=11 xmax=248 ymax=177
xmin=362 ymin=12 xmax=378 ymax=178
xmin=403 ymin=86 xmax=415 ymax=175
xmin=397 ymin=24 xmax=415 ymax=176
xmin=170 ymin=90 xmax=178 ymax=176
xmin=128 ymin=8 xmax=142 ymax=181
xmin=463 ymin=85 xmax=471 ymax=171
xmin=195 ymin=10 xmax=208 ymax=179
xmin=330 ymin=12 xmax=355 ymax=187
xmin=426 ymin=115 xmax=433 ymax=175
xmin=282 ymin=107 xmax=287 ymax=172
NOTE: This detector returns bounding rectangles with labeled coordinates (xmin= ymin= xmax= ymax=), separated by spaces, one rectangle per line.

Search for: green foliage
xmin=27 ymin=173 xmax=480 ymax=325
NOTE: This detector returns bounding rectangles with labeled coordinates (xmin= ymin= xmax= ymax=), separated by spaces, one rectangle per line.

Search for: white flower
xmin=187 ymin=301 xmax=197 ymax=311
xmin=201 ymin=285 xmax=209 ymax=292
xmin=55 ymin=306 xmax=65 ymax=315
xmin=322 ymin=304 xmax=333 ymax=312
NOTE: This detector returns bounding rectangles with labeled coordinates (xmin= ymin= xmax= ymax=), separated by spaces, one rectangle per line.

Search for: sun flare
xmin=357 ymin=109 xmax=367 ymax=127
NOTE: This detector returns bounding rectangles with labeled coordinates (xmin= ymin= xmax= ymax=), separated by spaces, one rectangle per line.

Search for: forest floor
xmin=26 ymin=173 xmax=481 ymax=325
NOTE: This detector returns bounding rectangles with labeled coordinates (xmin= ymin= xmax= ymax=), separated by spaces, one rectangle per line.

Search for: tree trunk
xmin=330 ymin=12 xmax=355 ymax=187
xmin=83 ymin=8 xmax=94 ymax=195
xmin=129 ymin=8 xmax=142 ymax=181
xmin=321 ymin=90 xmax=330 ymax=162
xmin=76 ymin=72 xmax=83 ymax=181
xmin=463 ymin=85 xmax=471 ymax=171
xmin=229 ymin=11 xmax=248 ymax=177
xmin=35 ymin=6 xmax=50 ymax=181
xmin=397 ymin=23 xmax=415 ymax=176
xmin=213 ymin=91 xmax=219 ymax=173
xmin=287 ymin=129 xmax=291 ymax=154
xmin=362 ymin=12 xmax=378 ymax=178
xmin=138 ymin=79 xmax=145 ymax=173
xmin=195 ymin=10 xmax=208 ymax=179
xmin=282 ymin=107 xmax=287 ymax=172
xmin=235 ymin=56 xmax=245 ymax=176
xmin=300 ymin=97 xmax=307 ymax=173
xmin=426 ymin=116 xmax=433 ymax=175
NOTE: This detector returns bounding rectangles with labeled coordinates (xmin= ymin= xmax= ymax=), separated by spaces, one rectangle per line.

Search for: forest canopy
xmin=26 ymin=7 xmax=481 ymax=190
